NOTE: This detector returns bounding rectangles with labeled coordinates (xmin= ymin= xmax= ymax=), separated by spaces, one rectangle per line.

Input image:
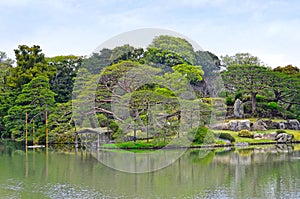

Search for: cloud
xmin=1 ymin=0 xmax=299 ymax=67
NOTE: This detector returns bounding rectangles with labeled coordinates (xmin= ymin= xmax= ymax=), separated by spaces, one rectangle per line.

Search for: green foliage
xmin=194 ymin=51 xmax=221 ymax=77
xmin=47 ymin=55 xmax=82 ymax=103
xmin=221 ymin=53 xmax=263 ymax=67
xmin=274 ymin=65 xmax=299 ymax=75
xmin=172 ymin=63 xmax=204 ymax=83
xmin=238 ymin=130 xmax=253 ymax=138
xmin=234 ymin=93 xmax=243 ymax=100
xmin=225 ymin=96 xmax=234 ymax=106
xmin=268 ymin=102 xmax=279 ymax=109
xmin=220 ymin=53 xmax=284 ymax=115
xmin=5 ymin=76 xmax=56 ymax=140
xmin=149 ymin=35 xmax=195 ymax=64
xmin=256 ymin=94 xmax=267 ymax=102
xmin=188 ymin=126 xmax=215 ymax=144
xmin=7 ymin=45 xmax=55 ymax=90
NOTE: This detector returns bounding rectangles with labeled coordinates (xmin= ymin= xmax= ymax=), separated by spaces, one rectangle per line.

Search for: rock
xmin=268 ymin=132 xmax=278 ymax=140
xmin=254 ymin=132 xmax=277 ymax=140
xmin=286 ymin=119 xmax=300 ymax=130
xmin=253 ymin=133 xmax=263 ymax=139
xmin=278 ymin=122 xmax=285 ymax=129
xmin=263 ymin=120 xmax=279 ymax=129
xmin=251 ymin=119 xmax=268 ymax=131
xmin=209 ymin=123 xmax=229 ymax=130
xmin=275 ymin=133 xmax=293 ymax=143
xmin=229 ymin=120 xmax=251 ymax=131
xmin=233 ymin=99 xmax=244 ymax=118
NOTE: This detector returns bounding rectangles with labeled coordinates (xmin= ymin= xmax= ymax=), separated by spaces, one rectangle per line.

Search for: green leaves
xmin=149 ymin=35 xmax=195 ymax=64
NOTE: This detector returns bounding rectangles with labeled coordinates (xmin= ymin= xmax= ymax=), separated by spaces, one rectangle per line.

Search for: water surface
xmin=0 ymin=142 xmax=300 ymax=198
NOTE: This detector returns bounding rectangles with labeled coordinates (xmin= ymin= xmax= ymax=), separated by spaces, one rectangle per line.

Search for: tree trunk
xmin=285 ymin=94 xmax=296 ymax=111
xmin=251 ymin=92 xmax=257 ymax=114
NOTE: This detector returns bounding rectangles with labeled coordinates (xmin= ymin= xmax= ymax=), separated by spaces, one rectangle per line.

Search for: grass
xmin=102 ymin=140 xmax=168 ymax=149
xmin=101 ymin=128 xmax=300 ymax=150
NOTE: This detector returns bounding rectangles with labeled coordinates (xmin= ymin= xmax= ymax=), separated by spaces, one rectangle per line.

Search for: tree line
xmin=0 ymin=35 xmax=299 ymax=143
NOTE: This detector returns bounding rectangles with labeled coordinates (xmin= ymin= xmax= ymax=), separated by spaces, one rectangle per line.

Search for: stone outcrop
xmin=251 ymin=119 xmax=268 ymax=131
xmin=233 ymin=99 xmax=244 ymax=118
xmin=254 ymin=132 xmax=277 ymax=140
xmin=263 ymin=120 xmax=278 ymax=129
xmin=229 ymin=120 xmax=250 ymax=131
xmin=254 ymin=132 xmax=293 ymax=142
xmin=275 ymin=133 xmax=293 ymax=143
xmin=209 ymin=119 xmax=300 ymax=131
xmin=278 ymin=122 xmax=285 ymax=129
xmin=209 ymin=123 xmax=229 ymax=130
xmin=286 ymin=119 xmax=300 ymax=130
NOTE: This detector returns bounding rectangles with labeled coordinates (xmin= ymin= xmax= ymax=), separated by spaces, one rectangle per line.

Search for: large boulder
xmin=229 ymin=120 xmax=251 ymax=131
xmin=209 ymin=123 xmax=229 ymax=130
xmin=286 ymin=119 xmax=300 ymax=130
xmin=254 ymin=132 xmax=277 ymax=140
xmin=275 ymin=133 xmax=293 ymax=143
xmin=263 ymin=120 xmax=279 ymax=129
xmin=251 ymin=119 xmax=268 ymax=131
xmin=278 ymin=122 xmax=285 ymax=129
xmin=233 ymin=99 xmax=244 ymax=118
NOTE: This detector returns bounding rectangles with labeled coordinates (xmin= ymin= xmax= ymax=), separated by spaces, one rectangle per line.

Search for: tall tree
xmin=6 ymin=45 xmax=55 ymax=90
xmin=194 ymin=51 xmax=221 ymax=77
xmin=0 ymin=51 xmax=13 ymax=91
xmin=47 ymin=55 xmax=82 ymax=103
xmin=148 ymin=35 xmax=195 ymax=64
xmin=221 ymin=53 xmax=269 ymax=114
xmin=4 ymin=76 xmax=55 ymax=140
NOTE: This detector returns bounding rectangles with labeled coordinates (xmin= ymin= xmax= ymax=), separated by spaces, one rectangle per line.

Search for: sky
xmin=1 ymin=0 xmax=300 ymax=67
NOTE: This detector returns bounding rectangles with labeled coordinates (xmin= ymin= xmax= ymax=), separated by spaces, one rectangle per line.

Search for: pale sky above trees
xmin=0 ymin=0 xmax=299 ymax=67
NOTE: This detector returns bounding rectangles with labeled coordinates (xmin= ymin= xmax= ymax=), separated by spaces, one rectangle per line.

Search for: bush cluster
xmin=238 ymin=129 xmax=253 ymax=138
xmin=217 ymin=132 xmax=235 ymax=142
xmin=188 ymin=126 xmax=215 ymax=144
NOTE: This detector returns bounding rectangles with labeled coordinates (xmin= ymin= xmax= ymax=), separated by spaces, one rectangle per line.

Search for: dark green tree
xmin=4 ymin=76 xmax=55 ymax=140
xmin=221 ymin=53 xmax=269 ymax=114
xmin=47 ymin=55 xmax=82 ymax=103
xmin=149 ymin=35 xmax=195 ymax=64
xmin=7 ymin=45 xmax=56 ymax=90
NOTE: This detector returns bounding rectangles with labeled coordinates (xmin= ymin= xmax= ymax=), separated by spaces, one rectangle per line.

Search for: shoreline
xmin=100 ymin=140 xmax=300 ymax=150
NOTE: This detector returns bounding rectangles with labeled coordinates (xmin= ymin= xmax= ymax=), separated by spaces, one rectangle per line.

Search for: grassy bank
xmin=102 ymin=129 xmax=300 ymax=150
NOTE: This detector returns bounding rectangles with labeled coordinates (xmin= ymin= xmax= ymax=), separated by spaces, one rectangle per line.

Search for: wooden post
xmin=32 ymin=119 xmax=35 ymax=146
xmin=25 ymin=111 xmax=28 ymax=147
xmin=146 ymin=102 xmax=149 ymax=143
xmin=45 ymin=110 xmax=48 ymax=147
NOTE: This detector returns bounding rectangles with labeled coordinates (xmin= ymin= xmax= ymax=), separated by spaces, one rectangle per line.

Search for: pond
xmin=0 ymin=142 xmax=300 ymax=198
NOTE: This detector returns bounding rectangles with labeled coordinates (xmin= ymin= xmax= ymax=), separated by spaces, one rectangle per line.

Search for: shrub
xmin=188 ymin=126 xmax=215 ymax=144
xmin=238 ymin=130 xmax=253 ymax=138
xmin=217 ymin=132 xmax=235 ymax=142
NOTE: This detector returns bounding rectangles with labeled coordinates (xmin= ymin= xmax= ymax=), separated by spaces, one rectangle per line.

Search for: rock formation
xmin=251 ymin=119 xmax=268 ymax=131
xmin=229 ymin=120 xmax=250 ymax=131
xmin=233 ymin=99 xmax=244 ymax=118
